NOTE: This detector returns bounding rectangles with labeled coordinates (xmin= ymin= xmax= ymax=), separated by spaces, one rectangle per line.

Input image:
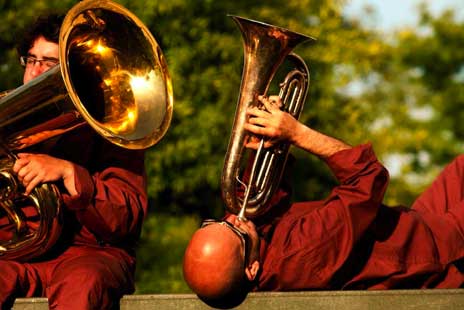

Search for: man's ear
xmin=245 ymin=260 xmax=260 ymax=281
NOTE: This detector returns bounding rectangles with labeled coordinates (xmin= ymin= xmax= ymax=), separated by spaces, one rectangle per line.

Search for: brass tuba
xmin=0 ymin=0 xmax=173 ymax=261
xmin=221 ymin=16 xmax=315 ymax=219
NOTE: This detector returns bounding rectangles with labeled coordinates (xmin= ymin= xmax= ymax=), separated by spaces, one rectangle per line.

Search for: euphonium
xmin=0 ymin=0 xmax=173 ymax=261
xmin=221 ymin=16 xmax=315 ymax=219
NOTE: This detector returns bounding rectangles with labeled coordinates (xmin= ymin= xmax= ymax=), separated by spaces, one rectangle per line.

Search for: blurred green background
xmin=0 ymin=0 xmax=463 ymax=293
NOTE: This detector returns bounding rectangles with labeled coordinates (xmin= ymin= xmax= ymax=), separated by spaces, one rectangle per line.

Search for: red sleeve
xmin=258 ymin=143 xmax=389 ymax=290
xmin=61 ymin=144 xmax=147 ymax=244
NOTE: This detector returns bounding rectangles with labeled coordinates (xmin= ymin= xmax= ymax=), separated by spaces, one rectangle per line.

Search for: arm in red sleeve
xmin=259 ymin=143 xmax=389 ymax=290
xmin=61 ymin=144 xmax=147 ymax=244
xmin=325 ymin=143 xmax=389 ymax=241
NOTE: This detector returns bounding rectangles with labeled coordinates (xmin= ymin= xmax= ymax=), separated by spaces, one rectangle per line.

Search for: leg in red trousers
xmin=412 ymin=155 xmax=464 ymax=264
xmin=0 ymin=260 xmax=43 ymax=310
xmin=45 ymin=246 xmax=135 ymax=310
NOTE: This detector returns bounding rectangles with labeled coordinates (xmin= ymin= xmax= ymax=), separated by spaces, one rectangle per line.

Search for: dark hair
xmin=17 ymin=13 xmax=65 ymax=57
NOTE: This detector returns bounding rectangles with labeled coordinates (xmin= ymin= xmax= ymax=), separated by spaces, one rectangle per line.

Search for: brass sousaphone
xmin=221 ymin=16 xmax=315 ymax=219
xmin=0 ymin=0 xmax=173 ymax=261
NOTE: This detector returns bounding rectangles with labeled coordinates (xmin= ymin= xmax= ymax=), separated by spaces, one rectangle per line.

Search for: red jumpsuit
xmin=0 ymin=125 xmax=147 ymax=310
xmin=257 ymin=144 xmax=464 ymax=290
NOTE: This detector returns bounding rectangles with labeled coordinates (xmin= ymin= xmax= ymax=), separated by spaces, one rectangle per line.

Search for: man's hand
xmin=244 ymin=95 xmax=299 ymax=149
xmin=13 ymin=153 xmax=77 ymax=196
xmin=244 ymin=95 xmax=351 ymax=158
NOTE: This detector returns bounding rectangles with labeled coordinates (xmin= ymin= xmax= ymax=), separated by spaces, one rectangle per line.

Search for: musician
xmin=183 ymin=95 xmax=464 ymax=308
xmin=0 ymin=14 xmax=147 ymax=310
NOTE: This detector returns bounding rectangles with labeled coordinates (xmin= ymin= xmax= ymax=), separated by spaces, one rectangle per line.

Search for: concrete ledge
xmin=12 ymin=289 xmax=464 ymax=309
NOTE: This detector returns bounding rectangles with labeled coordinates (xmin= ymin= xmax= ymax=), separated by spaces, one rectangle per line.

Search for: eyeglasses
xmin=201 ymin=219 xmax=250 ymax=265
xmin=20 ymin=56 xmax=59 ymax=69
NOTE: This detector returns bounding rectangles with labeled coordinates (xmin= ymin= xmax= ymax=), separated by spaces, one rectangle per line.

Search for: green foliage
xmin=354 ymin=7 xmax=464 ymax=205
xmin=1 ymin=0 xmax=463 ymax=294
xmin=135 ymin=213 xmax=199 ymax=293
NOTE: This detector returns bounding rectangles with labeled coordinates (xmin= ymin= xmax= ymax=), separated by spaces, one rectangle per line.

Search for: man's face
xmin=224 ymin=214 xmax=261 ymax=265
xmin=23 ymin=36 xmax=59 ymax=84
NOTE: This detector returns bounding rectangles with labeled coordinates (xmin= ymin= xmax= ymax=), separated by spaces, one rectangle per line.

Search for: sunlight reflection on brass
xmin=105 ymin=106 xmax=138 ymax=134
xmin=131 ymin=70 xmax=167 ymax=133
